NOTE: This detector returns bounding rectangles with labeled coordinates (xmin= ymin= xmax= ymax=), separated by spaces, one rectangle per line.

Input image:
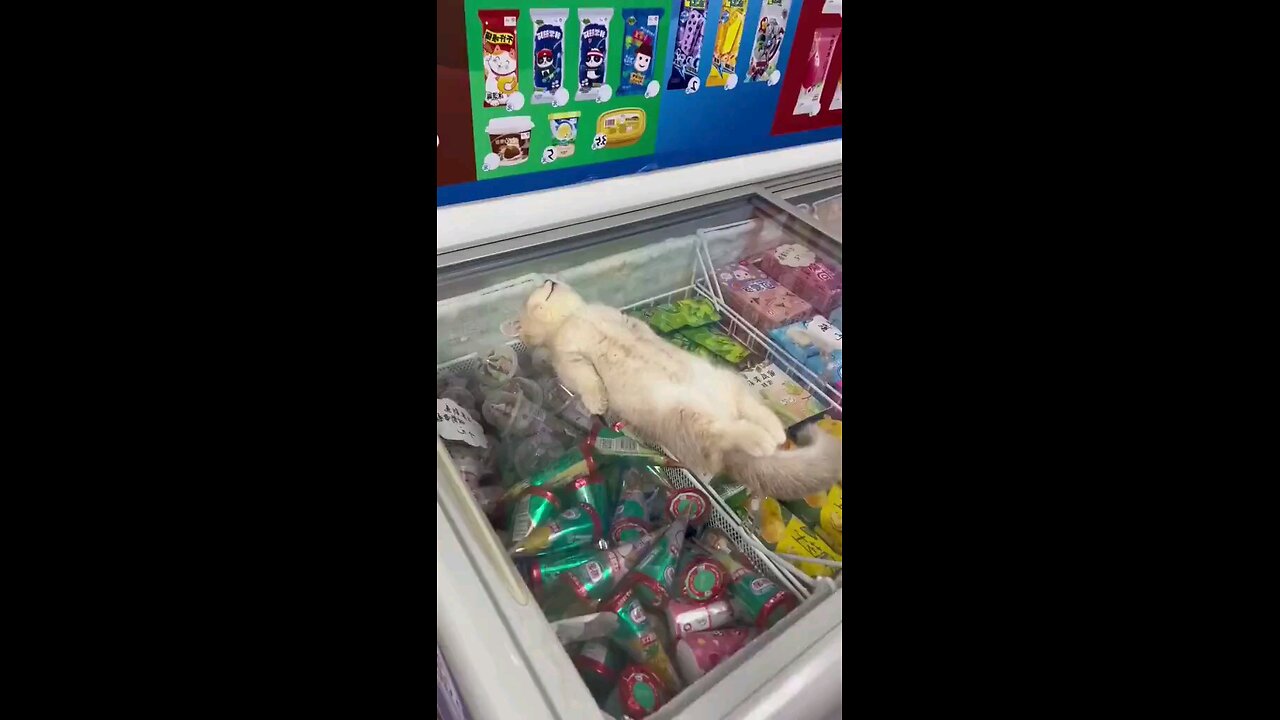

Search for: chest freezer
xmin=436 ymin=186 xmax=844 ymax=720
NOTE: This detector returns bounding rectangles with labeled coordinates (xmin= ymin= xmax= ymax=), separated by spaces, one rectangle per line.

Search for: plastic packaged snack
xmin=700 ymin=544 xmax=798 ymax=630
xmin=769 ymin=321 xmax=821 ymax=363
xmin=530 ymin=9 xmax=568 ymax=105
xmin=676 ymin=627 xmax=758 ymax=681
xmin=757 ymin=243 xmax=843 ymax=314
xmin=665 ymin=597 xmax=735 ymax=639
xmin=611 ymin=468 xmax=654 ymax=544
xmin=539 ymin=532 xmax=659 ymax=621
xmin=509 ymin=501 xmax=606 ymax=557
xmin=675 ymin=546 xmax=728 ymax=602
xmin=627 ymin=518 xmax=690 ymax=609
xmin=575 ymin=8 xmax=613 ymax=102
xmin=667 ymin=0 xmax=708 ymax=91
xmin=739 ymin=360 xmax=826 ymax=427
xmin=520 ymin=546 xmax=599 ymax=597
xmin=745 ymin=0 xmax=791 ymax=83
xmin=800 ymin=314 xmax=843 ymax=355
xmin=714 ymin=261 xmax=813 ymax=331
xmin=479 ymin=10 xmax=521 ymax=108
xmin=755 ymin=497 xmax=841 ymax=578
xmin=804 ymin=348 xmax=842 ymax=384
xmin=676 ymin=324 xmax=751 ymax=365
xmin=509 ymin=486 xmax=563 ymax=544
xmin=663 ymin=486 xmax=711 ymax=526
xmin=706 ymin=0 xmax=746 ymax=87
xmin=662 ymin=331 xmax=725 ymax=365
xmin=792 ymin=27 xmax=840 ymax=116
xmin=600 ymin=586 xmax=685 ymax=693
xmin=646 ymin=297 xmax=720 ymax=332
xmin=784 ymin=485 xmax=842 ymax=553
xmin=618 ymin=9 xmax=663 ymax=96
xmin=830 ymin=73 xmax=843 ymax=109
xmin=476 ymin=344 xmax=520 ymax=387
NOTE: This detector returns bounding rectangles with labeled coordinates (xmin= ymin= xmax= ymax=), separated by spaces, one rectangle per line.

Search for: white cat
xmin=518 ymin=280 xmax=840 ymax=500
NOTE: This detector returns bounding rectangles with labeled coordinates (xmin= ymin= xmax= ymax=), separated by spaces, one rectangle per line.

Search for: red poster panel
xmin=770 ymin=0 xmax=842 ymax=136
xmin=438 ymin=2 xmax=477 ymax=186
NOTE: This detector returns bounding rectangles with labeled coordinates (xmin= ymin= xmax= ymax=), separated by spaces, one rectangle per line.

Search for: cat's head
xmin=519 ymin=279 xmax=584 ymax=346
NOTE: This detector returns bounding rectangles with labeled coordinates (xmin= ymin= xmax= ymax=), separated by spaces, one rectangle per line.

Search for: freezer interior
xmin=436 ymin=190 xmax=843 ymax=719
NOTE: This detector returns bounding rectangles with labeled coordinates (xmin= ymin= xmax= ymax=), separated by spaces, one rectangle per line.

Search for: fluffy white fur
xmin=518 ymin=280 xmax=840 ymax=500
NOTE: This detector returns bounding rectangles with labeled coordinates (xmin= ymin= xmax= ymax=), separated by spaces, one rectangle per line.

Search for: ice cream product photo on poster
xmin=746 ymin=0 xmax=791 ymax=84
xmin=575 ymin=8 xmax=614 ymax=102
xmin=479 ymin=10 xmax=521 ymax=108
xmin=618 ymin=9 xmax=663 ymax=97
xmin=792 ymin=27 xmax=839 ymax=116
xmin=707 ymin=0 xmax=746 ymax=88
xmin=666 ymin=0 xmax=707 ymax=91
xmin=531 ymin=9 xmax=568 ymax=105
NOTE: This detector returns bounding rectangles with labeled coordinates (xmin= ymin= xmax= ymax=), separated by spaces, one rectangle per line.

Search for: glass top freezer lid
xmin=436 ymin=190 xmax=841 ymax=365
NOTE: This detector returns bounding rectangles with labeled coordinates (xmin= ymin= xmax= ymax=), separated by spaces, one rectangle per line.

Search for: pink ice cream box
xmin=755 ymin=243 xmax=842 ymax=315
xmin=714 ymin=261 xmax=813 ymax=331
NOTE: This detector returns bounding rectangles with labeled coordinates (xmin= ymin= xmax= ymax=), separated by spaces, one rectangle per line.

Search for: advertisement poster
xmin=769 ymin=0 xmax=842 ymax=135
xmin=436 ymin=0 xmax=843 ymax=206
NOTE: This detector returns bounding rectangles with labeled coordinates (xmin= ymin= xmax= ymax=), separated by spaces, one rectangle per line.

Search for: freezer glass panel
xmin=436 ymin=190 xmax=843 ymax=719
xmin=784 ymin=184 xmax=843 ymax=240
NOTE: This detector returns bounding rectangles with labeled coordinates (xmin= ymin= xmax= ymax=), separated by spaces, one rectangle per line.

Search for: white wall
xmin=437 ymin=139 xmax=842 ymax=251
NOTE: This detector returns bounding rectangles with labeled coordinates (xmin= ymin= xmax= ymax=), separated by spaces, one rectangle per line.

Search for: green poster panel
xmin=465 ymin=1 xmax=669 ymax=180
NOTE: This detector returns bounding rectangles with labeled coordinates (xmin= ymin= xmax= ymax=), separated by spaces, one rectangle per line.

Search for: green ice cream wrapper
xmin=675 ymin=546 xmax=728 ymax=602
xmin=602 ymin=586 xmax=684 ymax=694
xmin=630 ymin=518 xmax=689 ymax=610
xmin=604 ymin=664 xmax=670 ymax=720
xmin=520 ymin=547 xmax=595 ymax=595
xmin=724 ymin=562 xmax=798 ymax=631
xmin=610 ymin=469 xmax=653 ymax=544
xmin=544 ymin=532 xmax=660 ymax=619
xmin=501 ymin=425 xmax=662 ymax=505
xmin=697 ymin=540 xmax=798 ymax=629
xmin=509 ymin=487 xmax=563 ymax=544
xmin=510 ymin=501 xmax=605 ymax=557
xmin=566 ymin=472 xmax=612 ymax=529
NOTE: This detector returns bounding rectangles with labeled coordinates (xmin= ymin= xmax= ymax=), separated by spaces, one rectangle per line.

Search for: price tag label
xmin=436 ymin=399 xmax=488 ymax=448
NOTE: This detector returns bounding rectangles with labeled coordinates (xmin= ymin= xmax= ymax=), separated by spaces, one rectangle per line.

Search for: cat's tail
xmin=721 ymin=424 xmax=841 ymax=500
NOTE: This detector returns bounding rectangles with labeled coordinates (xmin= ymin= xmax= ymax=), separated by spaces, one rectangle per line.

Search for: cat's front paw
xmin=581 ymin=395 xmax=608 ymax=416
xmin=733 ymin=423 xmax=781 ymax=458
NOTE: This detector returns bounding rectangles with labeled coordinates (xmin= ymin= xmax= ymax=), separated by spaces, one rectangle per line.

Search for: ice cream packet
xmin=677 ymin=325 xmax=751 ymax=365
xmin=618 ymin=9 xmax=663 ymax=96
xmin=646 ymin=297 xmax=720 ymax=332
xmin=531 ymin=9 xmax=569 ymax=105
xmin=740 ymin=361 xmax=826 ymax=426
xmin=745 ymin=0 xmax=791 ymax=83
xmin=479 ymin=10 xmax=521 ymax=108
xmin=667 ymin=0 xmax=708 ymax=91
xmin=707 ymin=0 xmax=746 ymax=87
xmin=576 ymin=8 xmax=614 ymax=102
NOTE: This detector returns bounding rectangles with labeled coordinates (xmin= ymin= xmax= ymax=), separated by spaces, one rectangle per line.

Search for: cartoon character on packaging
xmin=732 ymin=267 xmax=754 ymax=281
xmin=582 ymin=46 xmax=606 ymax=89
xmin=635 ymin=40 xmax=653 ymax=74
xmin=536 ymin=48 xmax=557 ymax=89
xmin=486 ymin=47 xmax=518 ymax=99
